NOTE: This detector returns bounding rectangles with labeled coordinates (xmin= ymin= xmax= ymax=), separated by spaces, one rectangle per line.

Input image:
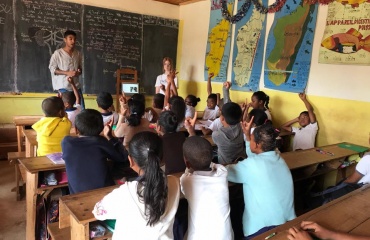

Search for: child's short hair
xmin=64 ymin=30 xmax=76 ymax=38
xmin=153 ymin=94 xmax=164 ymax=109
xmin=183 ymin=136 xmax=213 ymax=171
xmin=221 ymin=102 xmax=242 ymax=125
xmin=300 ymin=111 xmax=309 ymax=117
xmin=97 ymin=92 xmax=113 ymax=110
xmin=252 ymin=91 xmax=270 ymax=109
xmin=158 ymin=111 xmax=178 ymax=134
xmin=186 ymin=95 xmax=201 ymax=107
xmin=207 ymin=93 xmax=217 ymax=102
xmin=248 ymin=109 xmax=268 ymax=127
xmin=42 ymin=96 xmax=65 ymax=117
xmin=169 ymin=96 xmax=186 ymax=123
xmin=253 ymin=123 xmax=278 ymax=152
xmin=75 ymin=109 xmax=104 ymax=136
xmin=61 ymin=91 xmax=76 ymax=107
xmin=131 ymin=93 xmax=145 ymax=105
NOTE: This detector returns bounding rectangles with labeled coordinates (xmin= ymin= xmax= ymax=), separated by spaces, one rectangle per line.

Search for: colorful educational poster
xmin=264 ymin=0 xmax=318 ymax=93
xmin=231 ymin=1 xmax=267 ymax=92
xmin=204 ymin=0 xmax=235 ymax=82
xmin=319 ymin=1 xmax=370 ymax=65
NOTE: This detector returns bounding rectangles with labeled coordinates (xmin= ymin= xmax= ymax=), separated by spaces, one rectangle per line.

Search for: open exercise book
xmin=46 ymin=152 xmax=65 ymax=164
xmin=195 ymin=120 xmax=213 ymax=130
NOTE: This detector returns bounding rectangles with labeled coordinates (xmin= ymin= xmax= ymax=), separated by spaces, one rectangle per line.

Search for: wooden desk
xmin=252 ymin=184 xmax=370 ymax=240
xmin=59 ymin=186 xmax=117 ymax=240
xmin=19 ymin=156 xmax=67 ymax=240
xmin=23 ymin=129 xmax=38 ymax=158
xmin=281 ymin=142 xmax=368 ymax=182
xmin=13 ymin=115 xmax=42 ymax=153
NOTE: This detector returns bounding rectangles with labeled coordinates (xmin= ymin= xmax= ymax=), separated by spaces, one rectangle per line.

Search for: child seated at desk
xmin=145 ymin=93 xmax=164 ymax=123
xmin=180 ymin=136 xmax=233 ymax=240
xmin=281 ymin=93 xmax=318 ymax=151
xmin=226 ymin=117 xmax=296 ymax=238
xmin=93 ymin=132 xmax=180 ymax=239
xmin=61 ymin=77 xmax=81 ymax=127
xmin=212 ymin=102 xmax=246 ymax=164
xmin=156 ymin=111 xmax=186 ymax=174
xmin=62 ymin=109 xmax=128 ymax=194
xmin=243 ymin=91 xmax=272 ymax=121
xmin=32 ymin=96 xmax=71 ymax=156
xmin=97 ymin=91 xmax=119 ymax=125
xmin=115 ymin=99 xmax=155 ymax=149
xmin=203 ymin=73 xmax=220 ymax=120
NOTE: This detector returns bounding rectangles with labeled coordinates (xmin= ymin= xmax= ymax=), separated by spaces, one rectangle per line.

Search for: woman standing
xmin=155 ymin=57 xmax=178 ymax=95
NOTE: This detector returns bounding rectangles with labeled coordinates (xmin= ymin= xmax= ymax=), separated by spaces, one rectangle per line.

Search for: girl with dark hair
xmin=115 ymin=98 xmax=155 ymax=148
xmin=93 ymin=131 xmax=180 ymax=239
xmin=157 ymin=111 xmax=186 ymax=174
xmin=226 ymin=117 xmax=296 ymax=239
xmin=185 ymin=94 xmax=200 ymax=118
xmin=244 ymin=91 xmax=272 ymax=121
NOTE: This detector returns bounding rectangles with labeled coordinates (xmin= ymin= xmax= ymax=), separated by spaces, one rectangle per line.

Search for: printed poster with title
xmin=204 ymin=0 xmax=235 ymax=82
xmin=264 ymin=0 xmax=318 ymax=93
xmin=319 ymin=1 xmax=370 ymax=65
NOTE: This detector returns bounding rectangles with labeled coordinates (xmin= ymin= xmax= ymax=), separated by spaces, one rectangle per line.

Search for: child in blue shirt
xmin=226 ymin=117 xmax=296 ymax=238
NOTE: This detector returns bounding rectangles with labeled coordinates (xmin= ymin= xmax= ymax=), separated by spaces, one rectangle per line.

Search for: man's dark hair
xmin=221 ymin=102 xmax=242 ymax=125
xmin=64 ymin=30 xmax=76 ymax=38
xmin=97 ymin=92 xmax=113 ymax=110
xmin=75 ymin=109 xmax=104 ymax=136
xmin=42 ymin=97 xmax=64 ymax=117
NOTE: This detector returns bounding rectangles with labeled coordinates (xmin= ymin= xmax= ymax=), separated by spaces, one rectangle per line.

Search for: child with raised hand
xmin=203 ymin=73 xmax=220 ymax=120
xmin=281 ymin=93 xmax=318 ymax=151
xmin=201 ymin=81 xmax=232 ymax=135
xmin=145 ymin=93 xmax=164 ymax=123
xmin=156 ymin=111 xmax=186 ymax=174
xmin=180 ymin=136 xmax=233 ymax=240
xmin=114 ymin=98 xmax=154 ymax=148
xmin=243 ymin=91 xmax=272 ymax=121
xmin=32 ymin=96 xmax=71 ymax=156
xmin=226 ymin=117 xmax=296 ymax=238
xmin=287 ymin=221 xmax=370 ymax=240
xmin=96 ymin=91 xmax=119 ymax=125
xmin=62 ymin=109 xmax=128 ymax=194
xmin=61 ymin=77 xmax=81 ymax=127
xmin=93 ymin=131 xmax=180 ymax=240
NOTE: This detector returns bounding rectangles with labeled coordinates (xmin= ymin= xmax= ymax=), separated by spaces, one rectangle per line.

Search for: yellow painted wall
xmin=178 ymin=79 xmax=370 ymax=147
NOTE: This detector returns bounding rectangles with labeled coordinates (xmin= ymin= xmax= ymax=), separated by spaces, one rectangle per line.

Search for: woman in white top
xmin=93 ymin=132 xmax=180 ymax=240
xmin=155 ymin=57 xmax=178 ymax=95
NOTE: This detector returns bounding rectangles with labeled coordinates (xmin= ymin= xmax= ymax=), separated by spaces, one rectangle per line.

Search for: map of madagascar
xmin=266 ymin=1 xmax=315 ymax=86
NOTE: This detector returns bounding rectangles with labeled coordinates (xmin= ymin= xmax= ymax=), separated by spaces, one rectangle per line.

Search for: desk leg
xmin=70 ymin=215 xmax=89 ymax=240
xmin=25 ymin=137 xmax=31 ymax=158
xmin=26 ymin=172 xmax=37 ymax=240
xmin=15 ymin=163 xmax=20 ymax=201
xmin=16 ymin=126 xmax=23 ymax=153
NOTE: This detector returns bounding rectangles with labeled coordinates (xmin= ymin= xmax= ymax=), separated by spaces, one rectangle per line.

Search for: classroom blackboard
xmin=0 ymin=0 xmax=178 ymax=95
xmin=15 ymin=0 xmax=82 ymax=92
xmin=142 ymin=16 xmax=179 ymax=95
xmin=0 ymin=0 xmax=14 ymax=92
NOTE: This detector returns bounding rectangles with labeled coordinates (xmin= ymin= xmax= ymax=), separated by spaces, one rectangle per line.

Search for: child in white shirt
xmin=93 ymin=132 xmax=180 ymax=240
xmin=61 ymin=77 xmax=81 ymax=127
xmin=281 ymin=93 xmax=318 ymax=151
xmin=180 ymin=136 xmax=233 ymax=240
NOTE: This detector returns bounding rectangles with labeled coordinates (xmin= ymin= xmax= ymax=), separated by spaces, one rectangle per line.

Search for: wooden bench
xmin=47 ymin=222 xmax=71 ymax=240
xmin=7 ymin=151 xmax=26 ymax=201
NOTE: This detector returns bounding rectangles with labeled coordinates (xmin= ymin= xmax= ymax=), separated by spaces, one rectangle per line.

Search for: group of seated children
xmin=31 ymin=68 xmax=370 ymax=240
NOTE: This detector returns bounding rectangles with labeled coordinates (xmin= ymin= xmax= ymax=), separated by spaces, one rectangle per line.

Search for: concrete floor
xmin=0 ymin=161 xmax=26 ymax=240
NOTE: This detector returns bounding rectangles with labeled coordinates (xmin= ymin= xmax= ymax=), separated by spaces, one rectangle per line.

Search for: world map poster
xmin=264 ymin=0 xmax=318 ymax=93
xmin=204 ymin=0 xmax=235 ymax=82
xmin=319 ymin=1 xmax=370 ymax=65
xmin=231 ymin=1 xmax=268 ymax=92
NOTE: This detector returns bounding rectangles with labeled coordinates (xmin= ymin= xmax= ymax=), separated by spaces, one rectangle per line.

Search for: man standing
xmin=49 ymin=30 xmax=84 ymax=109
